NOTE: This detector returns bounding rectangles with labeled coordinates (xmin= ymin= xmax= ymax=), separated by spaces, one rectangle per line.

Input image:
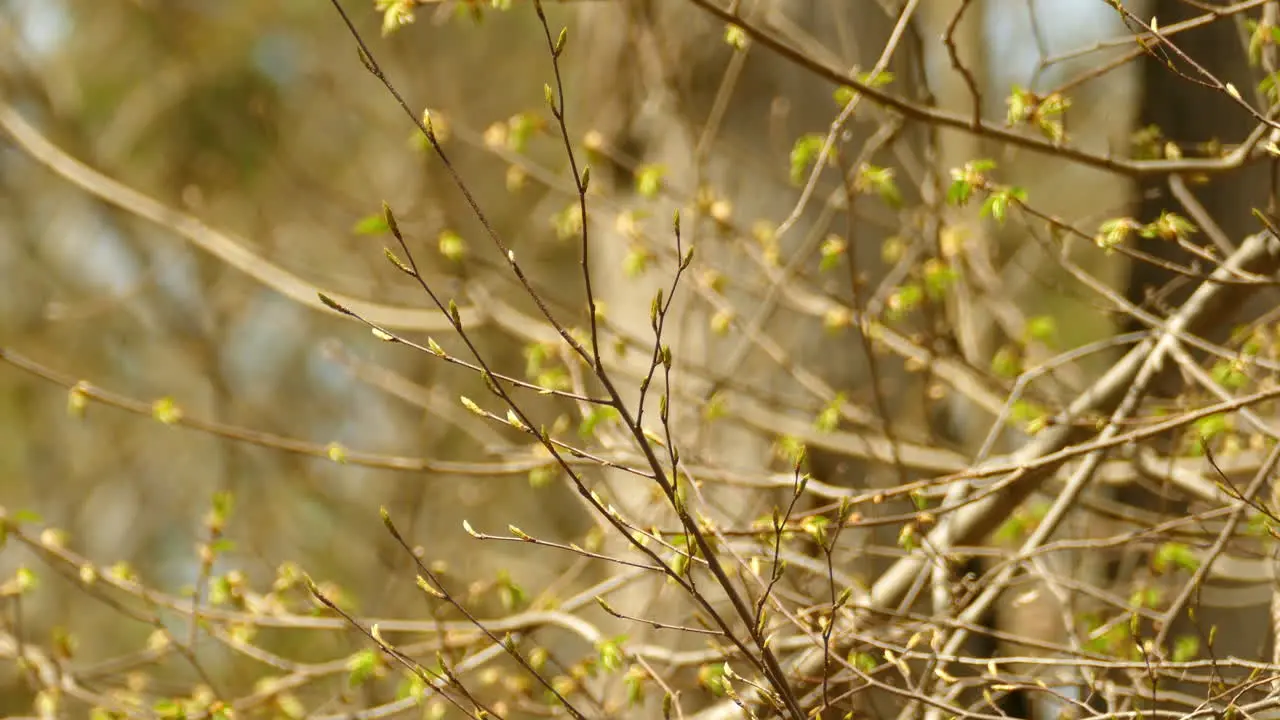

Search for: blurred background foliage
xmin=0 ymin=0 xmax=602 ymax=711
xmin=0 ymin=0 xmax=1272 ymax=716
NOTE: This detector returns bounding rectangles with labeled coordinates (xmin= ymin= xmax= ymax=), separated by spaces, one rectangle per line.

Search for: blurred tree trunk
xmin=1134 ymin=0 xmax=1276 ymax=699
xmin=922 ymin=3 xmax=1146 ymax=718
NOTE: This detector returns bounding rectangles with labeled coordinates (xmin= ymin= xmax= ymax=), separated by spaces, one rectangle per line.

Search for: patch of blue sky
xmin=10 ymin=0 xmax=70 ymax=57
xmin=985 ymin=0 xmax=1139 ymax=91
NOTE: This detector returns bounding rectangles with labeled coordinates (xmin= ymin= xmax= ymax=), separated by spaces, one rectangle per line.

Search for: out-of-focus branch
xmin=0 ymin=100 xmax=479 ymax=333
xmin=0 ymin=346 xmax=524 ymax=475
xmin=871 ymin=231 xmax=1280 ymax=610
xmin=682 ymin=0 xmax=1268 ymax=178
